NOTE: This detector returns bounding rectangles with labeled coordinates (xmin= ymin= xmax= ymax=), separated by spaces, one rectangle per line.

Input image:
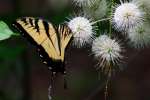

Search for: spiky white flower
xmin=92 ymin=35 xmax=123 ymax=69
xmin=83 ymin=0 xmax=108 ymax=20
xmin=128 ymin=22 xmax=150 ymax=48
xmin=72 ymin=0 xmax=97 ymax=7
xmin=113 ymin=1 xmax=144 ymax=31
xmin=67 ymin=17 xmax=95 ymax=47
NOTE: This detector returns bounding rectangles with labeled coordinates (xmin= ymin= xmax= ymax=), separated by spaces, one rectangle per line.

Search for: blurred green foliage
xmin=0 ymin=21 xmax=14 ymax=40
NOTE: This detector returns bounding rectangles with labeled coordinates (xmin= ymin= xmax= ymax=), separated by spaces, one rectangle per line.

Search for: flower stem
xmin=104 ymin=79 xmax=109 ymax=100
xmin=48 ymin=83 xmax=52 ymax=100
xmin=92 ymin=18 xmax=111 ymax=25
xmin=12 ymin=33 xmax=20 ymax=36
xmin=109 ymin=0 xmax=115 ymax=37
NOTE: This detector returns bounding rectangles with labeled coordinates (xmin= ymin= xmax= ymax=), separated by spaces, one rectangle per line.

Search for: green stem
xmin=109 ymin=0 xmax=115 ymax=37
xmin=12 ymin=33 xmax=20 ymax=36
xmin=92 ymin=18 xmax=111 ymax=25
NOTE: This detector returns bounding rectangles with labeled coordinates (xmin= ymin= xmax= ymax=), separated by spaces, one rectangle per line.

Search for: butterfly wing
xmin=13 ymin=17 xmax=72 ymax=74
xmin=57 ymin=25 xmax=73 ymax=62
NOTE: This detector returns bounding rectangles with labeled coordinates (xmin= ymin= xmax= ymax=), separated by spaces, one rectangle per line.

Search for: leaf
xmin=0 ymin=21 xmax=14 ymax=41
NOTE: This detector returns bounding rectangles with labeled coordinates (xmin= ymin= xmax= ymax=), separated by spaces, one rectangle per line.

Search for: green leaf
xmin=0 ymin=21 xmax=14 ymax=41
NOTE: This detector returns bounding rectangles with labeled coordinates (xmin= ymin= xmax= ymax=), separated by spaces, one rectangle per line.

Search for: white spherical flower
xmin=92 ymin=35 xmax=123 ymax=69
xmin=68 ymin=17 xmax=95 ymax=47
xmin=128 ymin=23 xmax=150 ymax=48
xmin=113 ymin=1 xmax=144 ymax=31
xmin=72 ymin=0 xmax=97 ymax=7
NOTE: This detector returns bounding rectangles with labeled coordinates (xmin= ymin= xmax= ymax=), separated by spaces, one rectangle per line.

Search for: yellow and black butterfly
xmin=13 ymin=17 xmax=73 ymax=75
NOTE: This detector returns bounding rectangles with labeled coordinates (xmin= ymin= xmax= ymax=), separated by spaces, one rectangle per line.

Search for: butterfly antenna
xmin=63 ymin=73 xmax=68 ymax=89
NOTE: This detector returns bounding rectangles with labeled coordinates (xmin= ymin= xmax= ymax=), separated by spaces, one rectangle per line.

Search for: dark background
xmin=0 ymin=0 xmax=150 ymax=100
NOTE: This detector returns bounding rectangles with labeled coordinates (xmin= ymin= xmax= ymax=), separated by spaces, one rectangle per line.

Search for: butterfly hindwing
xmin=13 ymin=17 xmax=73 ymax=74
xmin=57 ymin=25 xmax=73 ymax=61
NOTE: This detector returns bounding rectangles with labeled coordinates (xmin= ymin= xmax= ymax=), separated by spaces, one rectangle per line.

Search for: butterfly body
xmin=13 ymin=17 xmax=72 ymax=74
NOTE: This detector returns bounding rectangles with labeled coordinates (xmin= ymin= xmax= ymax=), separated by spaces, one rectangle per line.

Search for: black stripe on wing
xmin=42 ymin=20 xmax=61 ymax=56
xmin=42 ymin=20 xmax=56 ymax=50
xmin=12 ymin=20 xmax=66 ymax=74
xmin=57 ymin=25 xmax=73 ymax=46
xmin=42 ymin=20 xmax=50 ymax=37
xmin=54 ymin=25 xmax=61 ymax=55
xmin=21 ymin=18 xmax=28 ymax=25
xmin=29 ymin=18 xmax=34 ymax=27
xmin=34 ymin=19 xmax=40 ymax=33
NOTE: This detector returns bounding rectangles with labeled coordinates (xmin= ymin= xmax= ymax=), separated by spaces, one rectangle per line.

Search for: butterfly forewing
xmin=17 ymin=18 xmax=48 ymax=45
xmin=13 ymin=17 xmax=72 ymax=74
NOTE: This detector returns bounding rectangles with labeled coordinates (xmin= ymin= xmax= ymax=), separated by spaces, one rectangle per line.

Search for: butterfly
xmin=12 ymin=17 xmax=73 ymax=75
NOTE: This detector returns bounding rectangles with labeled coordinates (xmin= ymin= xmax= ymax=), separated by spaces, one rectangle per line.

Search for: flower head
xmin=67 ymin=16 xmax=95 ymax=47
xmin=113 ymin=1 xmax=144 ymax=31
xmin=92 ymin=35 xmax=123 ymax=71
xmin=128 ymin=22 xmax=150 ymax=48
